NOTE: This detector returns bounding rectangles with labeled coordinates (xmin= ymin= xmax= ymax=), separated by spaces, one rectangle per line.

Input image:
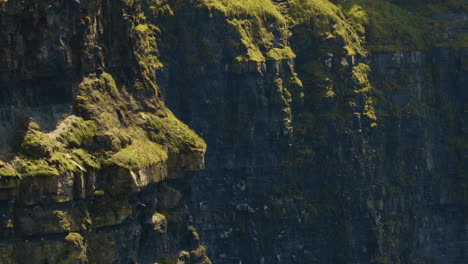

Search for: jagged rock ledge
xmin=0 ymin=148 xmax=210 ymax=264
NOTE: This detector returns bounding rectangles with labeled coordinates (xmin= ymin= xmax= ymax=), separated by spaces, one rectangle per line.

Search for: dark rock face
xmin=161 ymin=35 xmax=467 ymax=264
xmin=0 ymin=0 xmax=209 ymax=263
xmin=0 ymin=0 xmax=466 ymax=264
xmin=0 ymin=0 xmax=110 ymax=157
xmin=160 ymin=60 xmax=307 ymax=264
xmin=0 ymin=173 xmax=204 ymax=264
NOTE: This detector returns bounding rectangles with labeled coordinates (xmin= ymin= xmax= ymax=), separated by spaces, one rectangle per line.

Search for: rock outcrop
xmin=0 ymin=0 xmax=209 ymax=263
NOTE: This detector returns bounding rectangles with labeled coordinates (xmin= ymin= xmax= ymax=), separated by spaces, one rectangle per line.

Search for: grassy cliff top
xmin=336 ymin=0 xmax=468 ymax=52
xmin=200 ymin=0 xmax=467 ymax=56
xmin=200 ymin=0 xmax=285 ymax=21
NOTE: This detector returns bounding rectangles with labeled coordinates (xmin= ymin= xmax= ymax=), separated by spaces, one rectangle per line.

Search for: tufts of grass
xmin=108 ymin=140 xmax=168 ymax=170
xmin=0 ymin=161 xmax=19 ymax=178
xmin=200 ymin=0 xmax=285 ymax=22
xmin=75 ymin=72 xmax=124 ymax=118
xmin=145 ymin=111 xmax=207 ymax=154
xmin=20 ymin=125 xmax=59 ymax=159
xmin=64 ymin=232 xmax=88 ymax=262
xmin=14 ymin=158 xmax=61 ymax=177
xmin=288 ymin=0 xmax=367 ymax=56
xmin=59 ymin=119 xmax=99 ymax=149
xmin=199 ymin=0 xmax=294 ymax=62
xmin=135 ymin=24 xmax=150 ymax=33
xmin=12 ymin=120 xmax=98 ymax=177
xmin=352 ymin=63 xmax=371 ymax=92
xmin=337 ymin=0 xmax=432 ymax=52
xmin=146 ymin=1 xmax=175 ymax=17
xmin=152 ymin=212 xmax=166 ymax=221
xmin=266 ymin=47 xmax=296 ymax=60
xmin=352 ymin=63 xmax=378 ymax=122
xmin=133 ymin=22 xmax=163 ymax=91
xmin=69 ymin=149 xmax=100 ymax=169
xmin=64 ymin=232 xmax=85 ymax=248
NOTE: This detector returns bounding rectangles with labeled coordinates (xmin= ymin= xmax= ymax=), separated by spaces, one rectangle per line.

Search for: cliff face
xmin=163 ymin=50 xmax=467 ymax=264
xmin=0 ymin=0 xmax=209 ymax=263
xmin=0 ymin=0 xmax=466 ymax=264
xmin=156 ymin=1 xmax=467 ymax=264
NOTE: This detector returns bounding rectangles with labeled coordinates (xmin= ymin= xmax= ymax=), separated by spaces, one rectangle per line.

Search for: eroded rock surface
xmin=0 ymin=1 xmax=466 ymax=264
xmin=0 ymin=0 xmax=208 ymax=263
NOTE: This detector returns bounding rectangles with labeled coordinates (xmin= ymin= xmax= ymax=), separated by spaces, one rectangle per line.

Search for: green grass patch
xmin=0 ymin=161 xmax=19 ymax=178
xmin=135 ymin=24 xmax=150 ymax=33
xmin=337 ymin=0 xmax=433 ymax=52
xmin=133 ymin=22 xmax=163 ymax=89
xmin=266 ymin=47 xmax=296 ymax=60
xmin=351 ymin=63 xmax=378 ymax=122
xmin=288 ymin=0 xmax=367 ymax=56
xmin=352 ymin=63 xmax=371 ymax=92
xmin=200 ymin=0 xmax=285 ymax=22
xmin=15 ymin=158 xmax=60 ymax=177
xmin=59 ymin=119 xmax=98 ymax=149
xmin=145 ymin=111 xmax=207 ymax=154
xmin=108 ymin=140 xmax=168 ymax=170
xmin=199 ymin=0 xmax=293 ymax=62
xmin=12 ymin=121 xmax=99 ymax=177
xmin=70 ymin=149 xmax=101 ymax=169
xmin=20 ymin=126 xmax=59 ymax=158
xmin=152 ymin=212 xmax=166 ymax=221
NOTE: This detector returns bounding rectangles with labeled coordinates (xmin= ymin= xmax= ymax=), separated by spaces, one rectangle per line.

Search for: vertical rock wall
xmin=157 ymin=2 xmax=467 ymax=262
xmin=0 ymin=0 xmax=466 ymax=263
xmin=162 ymin=46 xmax=467 ymax=264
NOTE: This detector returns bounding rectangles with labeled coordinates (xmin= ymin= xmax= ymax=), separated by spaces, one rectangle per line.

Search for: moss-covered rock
xmin=0 ymin=161 xmax=19 ymax=179
xmin=108 ymin=140 xmax=167 ymax=169
xmin=145 ymin=111 xmax=206 ymax=154
xmin=289 ymin=0 xmax=367 ymax=56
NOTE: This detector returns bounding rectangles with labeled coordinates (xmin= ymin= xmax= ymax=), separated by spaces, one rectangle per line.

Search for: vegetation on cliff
xmin=0 ymin=0 xmax=206 ymax=183
xmin=337 ymin=0 xmax=467 ymax=52
xmin=288 ymin=0 xmax=367 ymax=56
xmin=199 ymin=0 xmax=294 ymax=61
xmin=1 ymin=0 xmax=463 ymax=188
xmin=336 ymin=0 xmax=430 ymax=52
xmin=0 ymin=1 xmax=465 ymax=264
